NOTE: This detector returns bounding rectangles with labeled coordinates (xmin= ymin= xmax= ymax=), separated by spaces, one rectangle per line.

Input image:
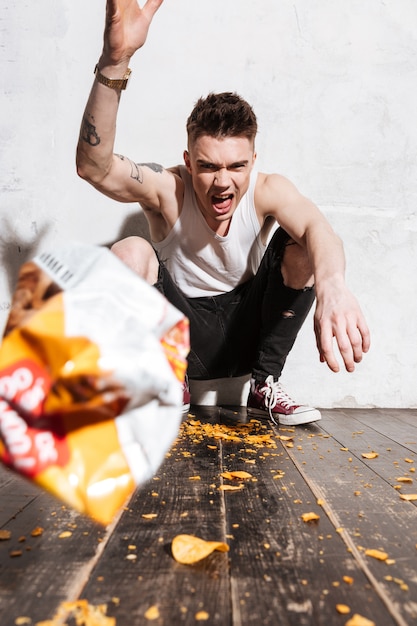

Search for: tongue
xmin=213 ymin=196 xmax=232 ymax=211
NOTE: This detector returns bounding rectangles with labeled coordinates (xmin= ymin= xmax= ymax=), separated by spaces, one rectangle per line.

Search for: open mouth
xmin=211 ymin=194 xmax=233 ymax=212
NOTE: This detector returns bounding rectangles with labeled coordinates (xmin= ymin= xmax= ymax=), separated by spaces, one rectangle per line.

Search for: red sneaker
xmin=182 ymin=375 xmax=191 ymax=414
xmin=247 ymin=375 xmax=321 ymax=426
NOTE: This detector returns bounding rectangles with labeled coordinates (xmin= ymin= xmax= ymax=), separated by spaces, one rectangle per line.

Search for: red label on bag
xmin=0 ymin=359 xmax=69 ymax=477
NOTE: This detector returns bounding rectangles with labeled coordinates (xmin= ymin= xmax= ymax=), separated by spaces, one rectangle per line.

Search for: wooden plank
xmin=351 ymin=408 xmax=417 ymax=455
xmin=0 ymin=470 xmax=40 ymax=527
xmin=0 ymin=469 xmax=115 ymax=626
xmin=77 ymin=407 xmax=232 ymax=625
xmin=212 ymin=411 xmax=398 ymax=626
xmin=318 ymin=410 xmax=417 ymax=501
xmin=283 ymin=410 xmax=417 ymax=625
xmin=0 ymin=409 xmax=415 ymax=626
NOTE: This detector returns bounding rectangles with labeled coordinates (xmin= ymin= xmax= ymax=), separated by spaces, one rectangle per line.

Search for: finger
xmin=315 ymin=320 xmax=340 ymax=373
xmin=359 ymin=318 xmax=371 ymax=354
xmin=142 ymin=0 xmax=164 ymax=20
xmin=346 ymin=324 xmax=365 ymax=364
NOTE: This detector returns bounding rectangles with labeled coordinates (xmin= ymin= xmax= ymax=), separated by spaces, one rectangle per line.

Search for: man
xmin=76 ymin=0 xmax=370 ymax=426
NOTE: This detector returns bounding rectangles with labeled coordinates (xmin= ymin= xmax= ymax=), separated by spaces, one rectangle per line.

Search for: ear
xmin=183 ymin=150 xmax=192 ymax=173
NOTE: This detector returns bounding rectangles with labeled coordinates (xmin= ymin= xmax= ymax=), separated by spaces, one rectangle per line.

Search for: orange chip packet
xmin=0 ymin=243 xmax=189 ymax=525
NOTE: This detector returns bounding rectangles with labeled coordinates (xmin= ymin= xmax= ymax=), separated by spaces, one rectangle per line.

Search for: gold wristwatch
xmin=94 ymin=64 xmax=131 ymax=90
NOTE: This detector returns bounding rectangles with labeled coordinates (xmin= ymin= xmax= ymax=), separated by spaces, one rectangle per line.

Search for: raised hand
xmin=102 ymin=0 xmax=164 ymax=65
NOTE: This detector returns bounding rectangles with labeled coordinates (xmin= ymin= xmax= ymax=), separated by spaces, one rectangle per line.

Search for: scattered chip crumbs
xmin=10 ymin=550 xmax=23 ymax=557
xmin=364 ymin=548 xmax=388 ymax=561
xmin=361 ymin=452 xmax=379 ymax=459
xmin=189 ymin=476 xmax=201 ymax=480
xmin=277 ymin=435 xmax=294 ymax=442
xmin=171 ymin=534 xmax=229 ymax=564
xmin=142 ymin=513 xmax=158 ymax=519
xmin=180 ymin=419 xmax=277 ymax=449
xmin=343 ymin=576 xmax=354 ymax=585
xmin=221 ymin=470 xmax=253 ymax=480
xmin=35 ymin=599 xmax=115 ymax=626
xmin=336 ymin=604 xmax=351 ymax=615
xmin=301 ymin=512 xmax=320 ymax=523
xmin=0 ymin=529 xmax=11 ymax=540
xmin=195 ymin=611 xmax=209 ymax=621
xmin=15 ymin=618 xmax=31 ymax=625
xmin=144 ymin=605 xmax=160 ymax=620
xmin=58 ymin=531 xmax=72 ymax=539
xmin=317 ymin=499 xmax=325 ymax=506
xmin=399 ymin=493 xmax=417 ymax=501
xmin=31 ymin=526 xmax=44 ymax=537
xmin=218 ymin=484 xmax=244 ymax=491
xmin=405 ymin=458 xmax=414 ymax=463
xmin=345 ymin=614 xmax=375 ymax=626
xmin=396 ymin=476 xmax=413 ymax=483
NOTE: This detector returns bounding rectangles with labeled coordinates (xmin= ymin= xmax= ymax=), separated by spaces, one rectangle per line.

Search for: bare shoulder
xmin=254 ymin=171 xmax=301 ymax=217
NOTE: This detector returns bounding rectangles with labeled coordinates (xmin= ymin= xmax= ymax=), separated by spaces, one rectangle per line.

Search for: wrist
xmin=94 ymin=62 xmax=132 ymax=91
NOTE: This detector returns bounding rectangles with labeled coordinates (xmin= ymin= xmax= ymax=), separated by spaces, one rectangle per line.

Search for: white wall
xmin=1 ymin=0 xmax=416 ymax=408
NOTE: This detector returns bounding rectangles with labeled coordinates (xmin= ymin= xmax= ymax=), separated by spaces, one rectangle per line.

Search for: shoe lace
xmin=260 ymin=376 xmax=295 ymax=425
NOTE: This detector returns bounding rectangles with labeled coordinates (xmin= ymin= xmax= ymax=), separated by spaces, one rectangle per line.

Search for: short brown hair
xmin=186 ymin=92 xmax=258 ymax=146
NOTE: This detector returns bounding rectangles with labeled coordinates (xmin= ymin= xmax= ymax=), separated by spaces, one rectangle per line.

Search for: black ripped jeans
xmin=154 ymin=228 xmax=315 ymax=382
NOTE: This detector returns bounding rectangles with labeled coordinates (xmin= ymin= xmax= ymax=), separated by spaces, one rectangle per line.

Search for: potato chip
xmin=399 ymin=493 xmax=417 ymax=501
xmin=144 ymin=605 xmax=160 ymax=620
xmin=301 ymin=512 xmax=320 ymax=522
xmin=336 ymin=604 xmax=350 ymax=614
xmin=195 ymin=611 xmax=209 ymax=621
xmin=171 ymin=534 xmax=229 ymax=564
xmin=58 ymin=531 xmax=72 ymax=539
xmin=396 ymin=476 xmax=413 ymax=483
xmin=365 ymin=548 xmax=388 ymax=561
xmin=361 ymin=452 xmax=379 ymax=459
xmin=218 ymin=484 xmax=244 ymax=491
xmin=0 ymin=530 xmax=11 ymax=540
xmin=345 ymin=614 xmax=375 ymax=626
xmin=221 ymin=471 xmax=252 ymax=480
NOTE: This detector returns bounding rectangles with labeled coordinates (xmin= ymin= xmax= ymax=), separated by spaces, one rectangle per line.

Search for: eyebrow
xmin=196 ymin=159 xmax=250 ymax=168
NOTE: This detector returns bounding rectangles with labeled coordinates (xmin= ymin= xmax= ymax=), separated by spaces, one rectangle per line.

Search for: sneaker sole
xmin=247 ymin=406 xmax=321 ymax=426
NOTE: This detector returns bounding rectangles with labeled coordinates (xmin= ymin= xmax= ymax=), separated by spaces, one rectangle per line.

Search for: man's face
xmin=184 ymin=134 xmax=256 ymax=233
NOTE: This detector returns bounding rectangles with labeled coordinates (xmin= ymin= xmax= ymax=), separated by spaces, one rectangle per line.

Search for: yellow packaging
xmin=0 ymin=243 xmax=189 ymax=525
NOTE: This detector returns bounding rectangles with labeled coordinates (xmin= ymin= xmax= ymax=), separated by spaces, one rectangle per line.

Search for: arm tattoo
xmin=115 ymin=157 xmax=164 ymax=184
xmin=139 ymin=162 xmax=164 ymax=174
xmin=81 ymin=115 xmax=100 ymax=146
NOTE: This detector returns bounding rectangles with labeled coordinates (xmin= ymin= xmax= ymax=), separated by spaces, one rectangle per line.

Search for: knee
xmin=281 ymin=240 xmax=314 ymax=290
xmin=111 ymin=236 xmax=158 ymax=284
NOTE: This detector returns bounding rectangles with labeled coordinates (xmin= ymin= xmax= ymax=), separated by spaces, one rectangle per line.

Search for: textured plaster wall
xmin=0 ymin=1 xmax=416 ymax=407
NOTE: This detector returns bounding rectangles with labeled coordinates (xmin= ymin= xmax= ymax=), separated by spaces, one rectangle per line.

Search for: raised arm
xmin=256 ymin=173 xmax=371 ymax=373
xmin=76 ymin=0 xmax=173 ymax=209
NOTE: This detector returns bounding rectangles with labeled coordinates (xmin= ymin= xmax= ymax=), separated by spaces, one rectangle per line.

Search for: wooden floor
xmin=1 ymin=408 xmax=417 ymax=626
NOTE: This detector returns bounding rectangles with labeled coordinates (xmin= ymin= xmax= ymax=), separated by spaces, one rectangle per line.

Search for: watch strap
xmin=94 ymin=64 xmax=131 ymax=90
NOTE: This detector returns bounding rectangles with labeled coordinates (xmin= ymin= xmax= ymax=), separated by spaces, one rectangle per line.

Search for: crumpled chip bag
xmin=0 ymin=242 xmax=189 ymax=525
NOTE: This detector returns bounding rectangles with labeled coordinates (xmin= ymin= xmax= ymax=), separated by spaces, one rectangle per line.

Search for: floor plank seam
xmin=281 ymin=432 xmax=410 ymax=626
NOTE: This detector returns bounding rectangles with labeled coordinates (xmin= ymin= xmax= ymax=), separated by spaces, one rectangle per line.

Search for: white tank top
xmin=153 ymin=165 xmax=266 ymax=297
